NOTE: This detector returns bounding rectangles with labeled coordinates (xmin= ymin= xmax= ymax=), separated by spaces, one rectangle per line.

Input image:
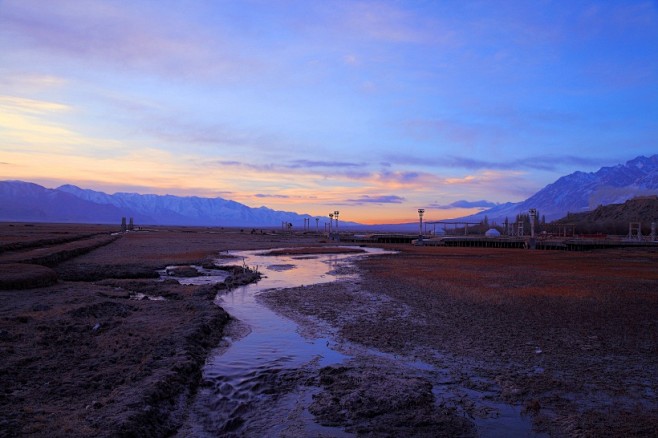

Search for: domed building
xmin=485 ymin=228 xmax=501 ymax=238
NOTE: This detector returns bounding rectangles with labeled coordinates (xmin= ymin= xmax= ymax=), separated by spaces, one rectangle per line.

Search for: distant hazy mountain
xmin=0 ymin=181 xmax=125 ymax=223
xmin=459 ymin=155 xmax=658 ymax=223
xmin=0 ymin=181 xmax=344 ymax=228
xmin=4 ymin=155 xmax=657 ymax=228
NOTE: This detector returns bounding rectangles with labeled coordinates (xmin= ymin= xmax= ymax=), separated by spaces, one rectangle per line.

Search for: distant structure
xmin=628 ymin=222 xmax=642 ymax=240
xmin=516 ymin=221 xmax=524 ymax=237
xmin=485 ymin=228 xmax=501 ymax=238
xmin=128 ymin=217 xmax=134 ymax=231
xmin=120 ymin=217 xmax=127 ymax=232
xmin=328 ymin=213 xmax=333 ymax=239
xmin=529 ymin=208 xmax=537 ymax=238
xmin=425 ymin=220 xmax=479 ymax=236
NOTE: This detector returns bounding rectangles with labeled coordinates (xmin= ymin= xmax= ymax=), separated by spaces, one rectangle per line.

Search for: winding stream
xmin=178 ymin=246 xmax=542 ymax=437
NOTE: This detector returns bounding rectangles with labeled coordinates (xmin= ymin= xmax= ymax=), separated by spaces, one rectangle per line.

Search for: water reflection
xmin=182 ymin=247 xmax=390 ymax=436
xmin=181 ymin=246 xmax=541 ymax=437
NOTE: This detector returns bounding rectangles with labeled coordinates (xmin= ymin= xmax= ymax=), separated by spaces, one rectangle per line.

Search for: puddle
xmin=181 ymin=246 xmax=543 ymax=437
xmin=157 ymin=264 xmax=230 ymax=285
xmin=129 ymin=292 xmax=166 ymax=301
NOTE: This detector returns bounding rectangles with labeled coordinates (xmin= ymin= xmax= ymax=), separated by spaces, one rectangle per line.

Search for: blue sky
xmin=1 ymin=0 xmax=657 ymax=223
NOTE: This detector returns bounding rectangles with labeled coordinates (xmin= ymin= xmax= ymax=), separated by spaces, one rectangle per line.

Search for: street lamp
xmin=418 ymin=208 xmax=425 ymax=242
xmin=334 ymin=211 xmax=340 ymax=241
xmin=329 ymin=213 xmax=334 ymax=238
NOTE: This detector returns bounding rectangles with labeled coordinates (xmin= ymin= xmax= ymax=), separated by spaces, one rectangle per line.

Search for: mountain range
xmin=0 ymin=181 xmax=338 ymax=228
xmin=460 ymin=154 xmax=658 ymax=224
xmin=1 ymin=154 xmax=657 ymax=228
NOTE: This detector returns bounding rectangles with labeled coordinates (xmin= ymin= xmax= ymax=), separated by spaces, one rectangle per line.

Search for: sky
xmin=1 ymin=0 xmax=657 ymax=224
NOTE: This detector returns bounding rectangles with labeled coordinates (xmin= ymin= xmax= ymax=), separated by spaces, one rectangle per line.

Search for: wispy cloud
xmin=2 ymin=1 xmax=655 ymax=224
xmin=254 ymin=193 xmax=289 ymax=199
xmin=212 ymin=159 xmax=368 ymax=177
xmin=386 ymin=153 xmax=606 ymax=172
xmin=0 ymin=95 xmax=105 ymax=153
xmin=345 ymin=195 xmax=405 ymax=205
xmin=443 ymin=155 xmax=606 ymax=172
xmin=378 ymin=170 xmax=420 ymax=183
xmin=1 ymin=0 xmax=262 ymax=80
xmin=430 ymin=199 xmax=497 ymax=210
xmin=285 ymin=159 xmax=365 ymax=169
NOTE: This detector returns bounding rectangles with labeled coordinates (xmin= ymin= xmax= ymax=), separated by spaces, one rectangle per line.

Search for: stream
xmin=178 ymin=247 xmax=542 ymax=437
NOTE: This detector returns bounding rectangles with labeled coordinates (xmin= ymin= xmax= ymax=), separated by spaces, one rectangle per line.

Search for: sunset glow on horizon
xmin=1 ymin=1 xmax=657 ymax=224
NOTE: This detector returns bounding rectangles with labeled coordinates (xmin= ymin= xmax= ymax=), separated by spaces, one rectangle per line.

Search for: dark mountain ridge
xmin=554 ymin=196 xmax=658 ymax=235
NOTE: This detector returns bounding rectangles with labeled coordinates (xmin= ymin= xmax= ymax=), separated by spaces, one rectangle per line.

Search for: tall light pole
xmin=315 ymin=217 xmax=319 ymax=233
xmin=334 ymin=211 xmax=340 ymax=241
xmin=418 ymin=208 xmax=425 ymax=242
xmin=329 ymin=213 xmax=334 ymax=238
xmin=529 ymin=208 xmax=537 ymax=238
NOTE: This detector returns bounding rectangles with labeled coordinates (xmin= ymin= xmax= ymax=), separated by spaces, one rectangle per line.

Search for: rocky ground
xmin=1 ymin=223 xmax=657 ymax=436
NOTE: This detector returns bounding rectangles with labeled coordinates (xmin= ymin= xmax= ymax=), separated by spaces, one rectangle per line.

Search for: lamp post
xmin=529 ymin=208 xmax=537 ymax=238
xmin=328 ymin=213 xmax=334 ymax=238
xmin=316 ymin=217 xmax=319 ymax=233
xmin=334 ymin=210 xmax=340 ymax=241
xmin=418 ymin=208 xmax=425 ymax=242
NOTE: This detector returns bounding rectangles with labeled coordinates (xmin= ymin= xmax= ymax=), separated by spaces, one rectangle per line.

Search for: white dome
xmin=485 ymin=228 xmax=501 ymax=237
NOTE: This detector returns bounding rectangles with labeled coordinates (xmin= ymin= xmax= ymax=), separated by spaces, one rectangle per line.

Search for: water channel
xmin=177 ymin=247 xmax=541 ymax=437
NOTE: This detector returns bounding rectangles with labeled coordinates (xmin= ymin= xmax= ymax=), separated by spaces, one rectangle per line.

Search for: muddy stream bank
xmin=177 ymin=247 xmax=540 ymax=437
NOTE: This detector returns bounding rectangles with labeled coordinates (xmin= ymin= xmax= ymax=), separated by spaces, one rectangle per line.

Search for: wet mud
xmin=260 ymin=246 xmax=658 ymax=437
xmin=2 ymin=224 xmax=657 ymax=436
xmin=0 ymin=225 xmax=303 ymax=437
